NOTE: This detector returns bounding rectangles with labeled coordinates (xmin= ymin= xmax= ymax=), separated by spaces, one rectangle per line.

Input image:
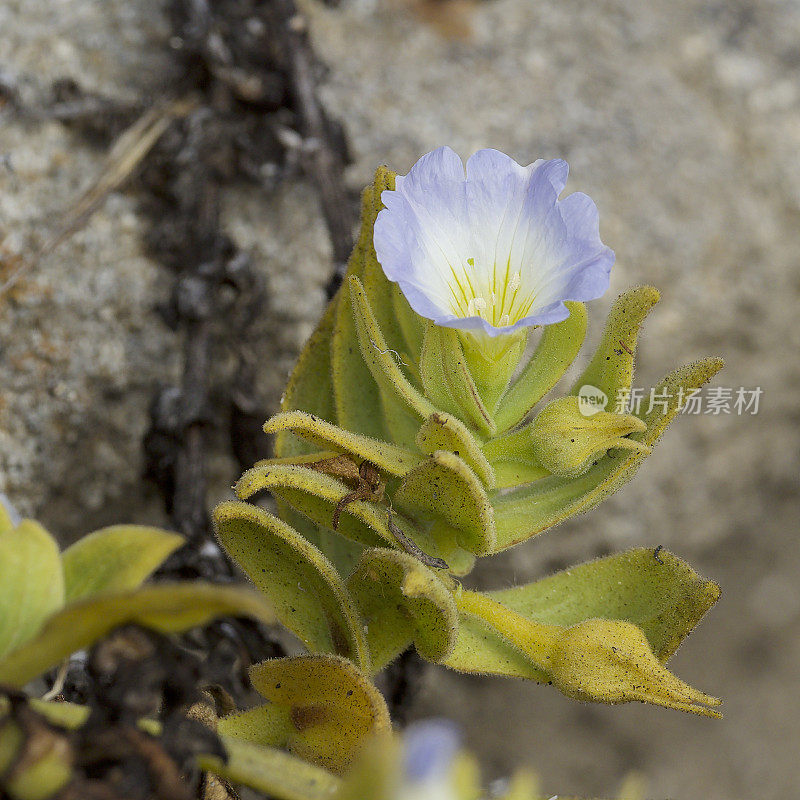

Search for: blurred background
xmin=1 ymin=0 xmax=798 ymax=797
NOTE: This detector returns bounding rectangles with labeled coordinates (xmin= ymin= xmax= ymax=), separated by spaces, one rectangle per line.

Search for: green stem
xmin=455 ymin=589 xmax=561 ymax=669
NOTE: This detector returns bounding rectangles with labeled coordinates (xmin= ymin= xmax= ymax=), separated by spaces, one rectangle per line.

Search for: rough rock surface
xmin=1 ymin=0 xmax=798 ymax=797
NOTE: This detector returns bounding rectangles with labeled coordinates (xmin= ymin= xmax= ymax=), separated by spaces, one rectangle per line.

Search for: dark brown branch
xmin=267 ymin=0 xmax=355 ymax=296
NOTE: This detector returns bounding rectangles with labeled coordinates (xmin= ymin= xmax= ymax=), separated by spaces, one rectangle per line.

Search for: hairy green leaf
xmin=0 ymin=582 xmax=276 ymax=687
xmin=265 ymin=411 xmax=423 ymax=477
xmin=0 ymin=520 xmax=64 ymax=660
xmin=395 ymin=451 xmax=495 ymax=555
xmin=61 ymin=525 xmax=184 ymax=603
xmin=200 ymin=736 xmax=342 ymax=800
xmin=213 ymin=501 xmax=370 ymax=668
xmin=347 ymin=548 xmax=459 ymax=670
xmin=445 ymin=547 xmax=720 ymax=681
xmin=245 ymin=654 xmax=391 ymax=773
xmin=571 ymin=286 xmax=660 ymax=399
xmin=415 ymin=412 xmax=495 ymax=489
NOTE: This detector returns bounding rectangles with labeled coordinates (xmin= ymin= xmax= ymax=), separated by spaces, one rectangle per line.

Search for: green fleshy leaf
xmin=330 ymin=172 xmax=399 ymax=442
xmin=357 ymin=168 xmax=425 ymax=388
xmin=349 ymin=276 xmax=437 ymax=424
xmin=449 ymin=586 xmax=720 ymax=715
xmin=277 ymin=498 xmax=367 ymax=578
xmin=443 ymin=614 xmax=545 ymax=681
xmin=246 ymin=654 xmax=391 ymax=773
xmin=444 ymin=547 xmax=720 ymax=679
xmin=61 ymin=525 xmax=184 ymax=603
xmin=419 ymin=324 xmax=495 ymax=436
xmin=0 ymin=520 xmax=64 ymax=660
xmin=493 ymin=301 xmax=587 ymax=432
xmin=27 ymin=699 xmax=90 ymax=730
xmin=213 ymin=500 xmax=370 ymax=669
xmin=218 ymin=703 xmax=293 ymax=748
xmin=200 ymin=736 xmax=342 ymax=800
xmin=415 ymin=412 xmax=495 ymax=489
xmin=0 ymin=582 xmax=276 ymax=687
xmin=491 ymin=547 xmax=720 ymax=660
xmin=332 ymin=286 xmax=387 ymax=442
xmin=390 ymin=283 xmax=425 ymax=380
xmin=395 ymin=451 xmax=496 ymax=555
xmin=570 ymin=286 xmax=660 ymax=399
xmin=347 ymin=548 xmax=459 ymax=670
xmin=492 ymin=358 xmax=724 ymax=551
xmin=276 ymin=298 xmax=339 ymax=459
xmin=265 ymin=411 xmax=423 ymax=477
xmin=235 ymin=463 xmax=389 ymax=548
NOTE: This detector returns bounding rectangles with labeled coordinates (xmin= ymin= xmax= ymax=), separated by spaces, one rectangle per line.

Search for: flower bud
xmin=548 ymin=618 xmax=721 ymax=718
xmin=530 ymin=396 xmax=650 ymax=478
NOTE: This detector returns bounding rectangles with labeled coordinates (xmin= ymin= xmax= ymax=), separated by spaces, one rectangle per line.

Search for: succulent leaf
xmin=394 ymin=451 xmax=495 ymax=555
xmin=243 ymin=654 xmax=391 ymax=773
xmin=415 ymin=412 xmax=495 ymax=489
xmin=452 ymin=588 xmax=720 ymax=717
xmin=214 ymin=501 xmax=370 ymax=668
xmin=200 ymin=736 xmax=342 ymax=800
xmin=0 ymin=582 xmax=276 ymax=687
xmin=444 ymin=548 xmax=721 ymax=715
xmin=61 ymin=525 xmax=184 ymax=603
xmin=347 ymin=548 xmax=459 ymax=670
xmin=570 ymin=285 xmax=660 ymax=399
xmin=491 ymin=357 xmax=724 ymax=550
xmin=0 ymin=519 xmax=64 ymax=660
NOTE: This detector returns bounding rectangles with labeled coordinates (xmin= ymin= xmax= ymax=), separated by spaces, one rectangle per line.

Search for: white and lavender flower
xmin=396 ymin=719 xmax=461 ymax=800
xmin=373 ymin=146 xmax=614 ymax=337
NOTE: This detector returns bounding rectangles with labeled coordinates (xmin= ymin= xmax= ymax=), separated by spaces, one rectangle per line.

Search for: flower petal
xmin=374 ymin=148 xmax=613 ymax=337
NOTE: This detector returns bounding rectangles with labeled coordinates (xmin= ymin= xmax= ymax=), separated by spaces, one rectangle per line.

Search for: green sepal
xmin=415 ymin=412 xmax=495 ymax=489
xmin=458 ymin=328 xmax=528 ymax=415
xmin=346 ymin=547 xmax=459 ymax=670
xmin=61 ymin=525 xmax=184 ymax=603
xmin=395 ymin=451 xmax=496 ymax=555
xmin=491 ymin=357 xmax=724 ymax=550
xmin=444 ymin=548 xmax=721 ymax=714
xmin=0 ymin=582 xmax=276 ymax=688
xmin=213 ymin=500 xmax=370 ymax=669
xmin=493 ymin=301 xmax=587 ymax=432
xmin=200 ymin=736 xmax=342 ymax=800
xmin=570 ymin=286 xmax=660 ymax=398
xmin=239 ymin=654 xmax=391 ymax=773
xmin=0 ymin=519 xmax=64 ymax=660
xmin=480 ymin=425 xmax=550 ymax=489
xmin=419 ymin=323 xmax=496 ymax=436
xmin=265 ymin=411 xmax=423 ymax=477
